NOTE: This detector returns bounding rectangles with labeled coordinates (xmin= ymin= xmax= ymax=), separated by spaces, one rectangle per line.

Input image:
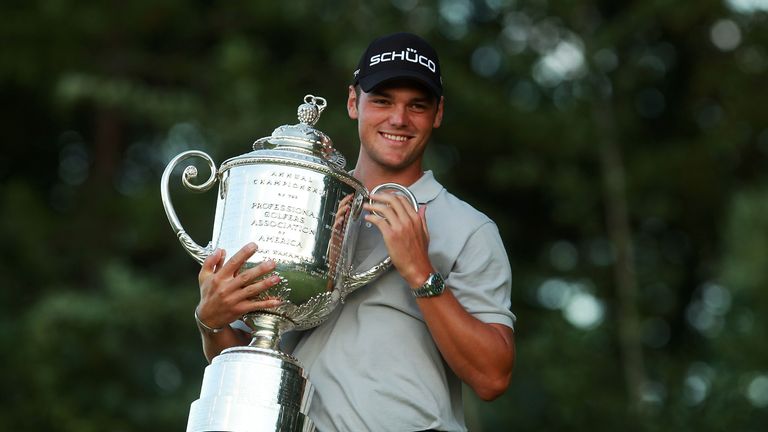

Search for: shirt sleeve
xmin=444 ymin=221 xmax=516 ymax=329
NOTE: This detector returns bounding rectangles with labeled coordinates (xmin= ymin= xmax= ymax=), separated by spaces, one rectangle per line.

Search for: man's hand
xmin=364 ymin=193 xmax=515 ymax=399
xmin=363 ymin=192 xmax=432 ymax=288
xmin=196 ymin=242 xmax=282 ymax=330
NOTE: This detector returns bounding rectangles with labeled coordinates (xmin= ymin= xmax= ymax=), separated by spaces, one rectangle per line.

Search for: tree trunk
xmin=594 ymin=101 xmax=648 ymax=414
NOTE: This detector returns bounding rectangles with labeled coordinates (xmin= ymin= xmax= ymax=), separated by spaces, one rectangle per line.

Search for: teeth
xmin=382 ymin=133 xmax=408 ymax=142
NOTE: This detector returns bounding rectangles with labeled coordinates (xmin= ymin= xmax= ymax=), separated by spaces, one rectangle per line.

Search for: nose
xmin=388 ymin=104 xmax=408 ymax=127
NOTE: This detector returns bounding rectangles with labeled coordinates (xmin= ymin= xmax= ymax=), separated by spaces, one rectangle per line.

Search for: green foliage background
xmin=2 ymin=1 xmax=767 ymax=430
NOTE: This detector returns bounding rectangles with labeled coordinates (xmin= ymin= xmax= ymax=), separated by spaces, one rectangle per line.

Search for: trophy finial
xmin=297 ymin=94 xmax=327 ymax=126
xmin=252 ymin=93 xmax=345 ymax=168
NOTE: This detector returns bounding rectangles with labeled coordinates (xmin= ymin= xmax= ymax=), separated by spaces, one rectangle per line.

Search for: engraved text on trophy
xmin=251 ymin=169 xmax=326 ymax=263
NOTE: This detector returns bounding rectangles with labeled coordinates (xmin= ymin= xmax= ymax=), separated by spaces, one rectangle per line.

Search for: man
xmin=194 ymin=32 xmax=516 ymax=431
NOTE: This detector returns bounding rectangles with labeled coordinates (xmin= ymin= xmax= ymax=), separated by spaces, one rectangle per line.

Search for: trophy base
xmin=187 ymin=346 xmax=315 ymax=432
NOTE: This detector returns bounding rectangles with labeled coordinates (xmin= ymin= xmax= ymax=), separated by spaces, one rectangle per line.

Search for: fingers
xmin=197 ymin=242 xmax=290 ymax=326
xmin=219 ymin=242 xmax=258 ymax=276
xmin=200 ymin=243 xmax=270 ymax=298
xmin=237 ymin=274 xmax=283 ymax=302
xmin=229 ymin=259 xmax=282 ymax=303
xmin=333 ymin=196 xmax=352 ymax=230
xmin=235 ymin=259 xmax=277 ymax=287
xmin=337 ymin=194 xmax=354 ymax=214
xmin=339 ymin=193 xmax=354 ymax=206
xmin=199 ymin=248 xmax=225 ymax=284
xmin=246 ymin=297 xmax=283 ymax=311
xmin=233 ymin=267 xmax=283 ymax=314
xmin=364 ymin=193 xmax=418 ymax=226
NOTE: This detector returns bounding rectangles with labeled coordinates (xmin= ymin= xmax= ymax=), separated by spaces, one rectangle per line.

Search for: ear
xmin=347 ymin=85 xmax=359 ymax=120
xmin=432 ymin=96 xmax=445 ymax=129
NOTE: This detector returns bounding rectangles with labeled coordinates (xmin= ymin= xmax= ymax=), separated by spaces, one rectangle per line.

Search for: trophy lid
xmin=251 ymin=95 xmax=345 ymax=168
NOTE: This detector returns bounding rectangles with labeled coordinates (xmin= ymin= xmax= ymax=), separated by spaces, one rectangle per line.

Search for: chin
xmin=382 ymin=160 xmax=414 ymax=172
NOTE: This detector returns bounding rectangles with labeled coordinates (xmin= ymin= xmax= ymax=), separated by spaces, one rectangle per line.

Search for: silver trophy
xmin=161 ymin=95 xmax=417 ymax=432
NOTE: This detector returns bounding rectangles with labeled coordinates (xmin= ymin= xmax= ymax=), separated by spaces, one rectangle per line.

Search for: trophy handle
xmin=341 ymin=183 xmax=419 ymax=297
xmin=160 ymin=150 xmax=218 ymax=264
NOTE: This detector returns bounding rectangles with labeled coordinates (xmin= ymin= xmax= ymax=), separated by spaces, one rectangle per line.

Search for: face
xmin=347 ymin=81 xmax=444 ymax=173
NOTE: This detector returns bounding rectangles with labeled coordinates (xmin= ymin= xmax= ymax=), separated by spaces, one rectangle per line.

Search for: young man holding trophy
xmin=193 ymin=33 xmax=516 ymax=431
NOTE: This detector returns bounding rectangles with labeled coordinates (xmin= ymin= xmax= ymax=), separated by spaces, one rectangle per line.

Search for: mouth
xmin=380 ymin=132 xmax=412 ymax=142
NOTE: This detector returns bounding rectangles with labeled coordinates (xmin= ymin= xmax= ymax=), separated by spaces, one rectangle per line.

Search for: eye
xmin=409 ymin=103 xmax=428 ymax=112
xmin=370 ymin=98 xmax=390 ymax=106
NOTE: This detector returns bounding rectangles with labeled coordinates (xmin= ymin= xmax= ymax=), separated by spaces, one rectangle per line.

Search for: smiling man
xmin=195 ymin=32 xmax=516 ymax=431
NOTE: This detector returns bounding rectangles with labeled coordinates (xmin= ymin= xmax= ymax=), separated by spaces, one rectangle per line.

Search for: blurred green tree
xmin=1 ymin=0 xmax=766 ymax=430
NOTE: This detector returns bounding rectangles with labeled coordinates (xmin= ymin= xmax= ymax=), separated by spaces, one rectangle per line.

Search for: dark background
xmin=2 ymin=1 xmax=767 ymax=430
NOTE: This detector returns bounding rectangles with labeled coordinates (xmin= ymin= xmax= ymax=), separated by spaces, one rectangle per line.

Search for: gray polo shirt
xmin=284 ymin=170 xmax=515 ymax=431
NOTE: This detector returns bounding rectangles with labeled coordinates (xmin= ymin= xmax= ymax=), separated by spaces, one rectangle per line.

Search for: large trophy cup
xmin=161 ymin=95 xmax=417 ymax=432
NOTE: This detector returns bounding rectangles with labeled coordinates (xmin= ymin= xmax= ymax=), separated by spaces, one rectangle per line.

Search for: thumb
xmin=199 ymin=249 xmax=223 ymax=283
xmin=418 ymin=205 xmax=429 ymax=239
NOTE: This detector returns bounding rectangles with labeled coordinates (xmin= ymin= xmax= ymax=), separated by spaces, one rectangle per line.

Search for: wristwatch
xmin=412 ymin=272 xmax=445 ymax=298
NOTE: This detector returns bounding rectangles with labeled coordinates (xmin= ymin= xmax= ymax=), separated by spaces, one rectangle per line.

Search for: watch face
xmin=414 ymin=272 xmax=445 ymax=298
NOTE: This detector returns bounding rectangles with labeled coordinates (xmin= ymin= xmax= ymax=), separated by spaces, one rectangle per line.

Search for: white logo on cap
xmin=369 ymin=47 xmax=436 ymax=73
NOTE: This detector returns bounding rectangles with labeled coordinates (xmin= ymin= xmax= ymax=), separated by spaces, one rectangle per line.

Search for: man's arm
xmin=197 ymin=321 xmax=251 ymax=363
xmin=364 ymin=194 xmax=515 ymax=400
xmin=196 ymin=243 xmax=282 ymax=363
xmin=414 ymin=289 xmax=515 ymax=400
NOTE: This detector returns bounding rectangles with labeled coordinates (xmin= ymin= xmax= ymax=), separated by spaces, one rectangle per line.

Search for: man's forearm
xmin=416 ymin=288 xmax=516 ymax=401
xmin=199 ymin=325 xmax=250 ymax=363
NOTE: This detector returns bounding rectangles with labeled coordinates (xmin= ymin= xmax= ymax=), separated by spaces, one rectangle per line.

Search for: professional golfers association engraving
xmin=161 ymin=95 xmax=417 ymax=432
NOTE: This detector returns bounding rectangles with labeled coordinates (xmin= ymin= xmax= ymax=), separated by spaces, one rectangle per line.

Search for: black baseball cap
xmin=353 ymin=32 xmax=443 ymax=97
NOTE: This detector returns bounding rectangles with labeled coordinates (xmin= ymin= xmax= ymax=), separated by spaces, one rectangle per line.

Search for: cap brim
xmin=358 ymin=69 xmax=442 ymax=98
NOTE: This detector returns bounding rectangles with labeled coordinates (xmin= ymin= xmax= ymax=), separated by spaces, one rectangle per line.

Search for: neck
xmin=352 ymin=162 xmax=423 ymax=191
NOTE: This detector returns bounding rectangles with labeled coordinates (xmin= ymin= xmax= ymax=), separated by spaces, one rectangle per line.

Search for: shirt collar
xmin=408 ymin=170 xmax=444 ymax=204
